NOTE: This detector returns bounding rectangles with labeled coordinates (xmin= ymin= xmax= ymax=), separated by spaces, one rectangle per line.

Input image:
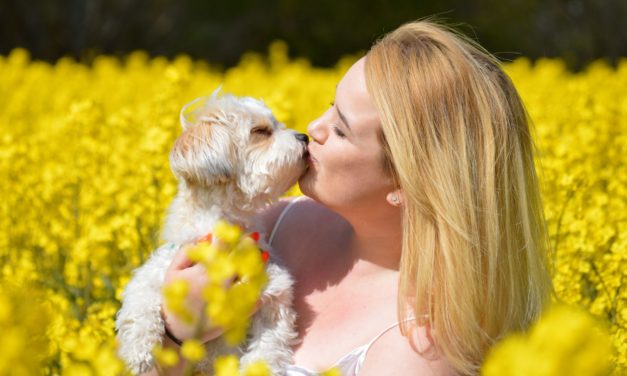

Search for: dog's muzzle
xmin=295 ymin=133 xmax=310 ymax=160
xmin=295 ymin=133 xmax=309 ymax=144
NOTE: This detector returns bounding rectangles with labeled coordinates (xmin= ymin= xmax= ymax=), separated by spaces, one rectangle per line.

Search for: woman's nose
xmin=307 ymin=115 xmax=327 ymax=144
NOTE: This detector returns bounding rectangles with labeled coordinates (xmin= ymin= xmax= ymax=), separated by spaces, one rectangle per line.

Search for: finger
xmin=222 ymin=275 xmax=239 ymax=288
xmin=183 ymin=264 xmax=210 ymax=289
xmin=170 ymin=244 xmax=196 ymax=270
xmin=186 ymin=262 xmax=207 ymax=275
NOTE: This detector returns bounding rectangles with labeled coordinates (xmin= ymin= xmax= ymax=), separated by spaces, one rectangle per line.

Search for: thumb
xmin=169 ymin=244 xmax=196 ymax=271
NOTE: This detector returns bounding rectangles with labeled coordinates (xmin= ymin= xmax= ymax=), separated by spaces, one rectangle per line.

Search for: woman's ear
xmin=386 ymin=189 xmax=404 ymax=207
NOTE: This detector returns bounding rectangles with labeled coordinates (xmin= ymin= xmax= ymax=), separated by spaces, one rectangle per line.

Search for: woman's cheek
xmin=331 ymin=155 xmax=374 ymax=191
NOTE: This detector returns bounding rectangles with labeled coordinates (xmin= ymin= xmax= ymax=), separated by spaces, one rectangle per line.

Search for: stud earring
xmin=391 ymin=195 xmax=399 ymax=204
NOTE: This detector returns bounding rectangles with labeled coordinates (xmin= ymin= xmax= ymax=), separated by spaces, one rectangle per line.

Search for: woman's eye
xmin=333 ymin=126 xmax=345 ymax=138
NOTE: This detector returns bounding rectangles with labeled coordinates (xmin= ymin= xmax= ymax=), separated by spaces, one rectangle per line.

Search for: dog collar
xmin=198 ymin=231 xmax=270 ymax=264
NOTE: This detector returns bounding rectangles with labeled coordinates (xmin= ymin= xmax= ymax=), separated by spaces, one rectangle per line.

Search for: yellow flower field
xmin=0 ymin=42 xmax=625 ymax=375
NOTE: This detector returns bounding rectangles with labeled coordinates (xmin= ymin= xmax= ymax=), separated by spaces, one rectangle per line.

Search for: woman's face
xmin=299 ymin=56 xmax=394 ymax=210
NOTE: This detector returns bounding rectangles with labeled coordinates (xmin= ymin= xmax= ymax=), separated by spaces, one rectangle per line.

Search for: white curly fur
xmin=115 ymin=91 xmax=308 ymax=375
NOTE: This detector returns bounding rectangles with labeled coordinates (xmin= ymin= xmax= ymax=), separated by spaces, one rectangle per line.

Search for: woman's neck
xmin=338 ymin=204 xmax=403 ymax=274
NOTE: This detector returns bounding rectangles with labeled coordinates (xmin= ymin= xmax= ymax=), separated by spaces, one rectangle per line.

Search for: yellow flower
xmin=163 ymin=279 xmax=195 ymax=324
xmin=206 ymin=252 xmax=238 ymax=284
xmin=63 ymin=363 xmax=92 ymax=376
xmin=231 ymin=238 xmax=266 ymax=279
xmin=214 ymin=355 xmax=240 ymax=376
xmin=482 ymin=304 xmax=613 ymax=376
xmin=243 ymin=360 xmax=271 ymax=376
xmin=214 ymin=220 xmax=244 ymax=246
xmin=321 ymin=368 xmax=343 ymax=376
xmin=187 ymin=242 xmax=218 ymax=265
xmin=1 ymin=45 xmax=625 ymax=374
xmin=223 ymin=325 xmax=250 ymax=347
xmin=153 ymin=344 xmax=180 ymax=367
xmin=181 ymin=339 xmax=206 ymax=363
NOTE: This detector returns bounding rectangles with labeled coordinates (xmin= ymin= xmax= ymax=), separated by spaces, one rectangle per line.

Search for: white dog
xmin=115 ymin=90 xmax=308 ymax=375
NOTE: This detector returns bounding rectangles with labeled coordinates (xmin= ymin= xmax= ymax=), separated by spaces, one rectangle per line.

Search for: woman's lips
xmin=306 ymin=150 xmax=317 ymax=165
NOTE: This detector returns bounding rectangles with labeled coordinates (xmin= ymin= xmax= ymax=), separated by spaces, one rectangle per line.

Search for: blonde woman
xmin=157 ymin=20 xmax=553 ymax=376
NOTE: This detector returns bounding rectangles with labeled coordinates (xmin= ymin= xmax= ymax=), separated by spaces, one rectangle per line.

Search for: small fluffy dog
xmin=115 ymin=90 xmax=308 ymax=375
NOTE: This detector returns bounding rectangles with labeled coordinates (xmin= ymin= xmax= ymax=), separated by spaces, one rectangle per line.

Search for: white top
xmin=268 ymin=196 xmax=420 ymax=376
xmin=285 ymin=320 xmax=416 ymax=376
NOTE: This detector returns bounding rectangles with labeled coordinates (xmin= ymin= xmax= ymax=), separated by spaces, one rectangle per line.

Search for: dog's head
xmin=170 ymin=93 xmax=308 ymax=203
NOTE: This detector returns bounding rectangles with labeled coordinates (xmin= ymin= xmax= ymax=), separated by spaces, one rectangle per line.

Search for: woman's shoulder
xmin=254 ymin=195 xmax=317 ymax=237
xmin=254 ymin=195 xmax=348 ymax=263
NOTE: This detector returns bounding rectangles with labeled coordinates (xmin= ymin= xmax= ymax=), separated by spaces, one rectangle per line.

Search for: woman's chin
xmin=297 ymin=172 xmax=315 ymax=198
xmin=297 ymin=174 xmax=308 ymax=192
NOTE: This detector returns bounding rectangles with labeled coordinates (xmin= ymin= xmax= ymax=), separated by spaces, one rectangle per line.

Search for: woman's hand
xmin=160 ymin=243 xmax=224 ymax=343
xmin=160 ymin=242 xmax=266 ymax=344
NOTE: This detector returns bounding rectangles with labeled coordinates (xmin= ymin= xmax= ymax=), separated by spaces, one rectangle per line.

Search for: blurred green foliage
xmin=1 ymin=0 xmax=625 ymax=70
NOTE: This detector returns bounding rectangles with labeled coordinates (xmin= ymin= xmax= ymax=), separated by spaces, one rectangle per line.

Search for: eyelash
xmin=332 ymin=126 xmax=346 ymax=138
xmin=328 ymin=101 xmax=345 ymax=138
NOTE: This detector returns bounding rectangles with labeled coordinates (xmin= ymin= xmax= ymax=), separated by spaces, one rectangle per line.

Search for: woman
xmin=156 ymin=20 xmax=553 ymax=376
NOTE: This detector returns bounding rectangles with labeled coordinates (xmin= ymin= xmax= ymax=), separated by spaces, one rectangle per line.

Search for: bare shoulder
xmin=359 ymin=323 xmax=458 ymax=376
xmin=254 ymin=195 xmax=347 ymax=267
xmin=254 ymin=196 xmax=297 ymax=234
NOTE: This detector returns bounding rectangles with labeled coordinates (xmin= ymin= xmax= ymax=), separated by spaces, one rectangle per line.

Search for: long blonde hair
xmin=365 ymin=20 xmax=553 ymax=375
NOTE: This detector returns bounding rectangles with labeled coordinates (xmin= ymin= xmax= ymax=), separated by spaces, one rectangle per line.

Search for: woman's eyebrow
xmin=334 ymin=85 xmax=352 ymax=131
xmin=335 ymin=105 xmax=352 ymax=131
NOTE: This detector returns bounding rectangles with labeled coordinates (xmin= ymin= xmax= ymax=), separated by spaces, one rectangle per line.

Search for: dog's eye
xmin=251 ymin=127 xmax=272 ymax=136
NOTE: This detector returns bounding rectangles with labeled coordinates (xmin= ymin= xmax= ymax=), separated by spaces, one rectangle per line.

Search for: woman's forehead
xmin=337 ymin=57 xmax=368 ymax=97
xmin=336 ymin=57 xmax=380 ymax=134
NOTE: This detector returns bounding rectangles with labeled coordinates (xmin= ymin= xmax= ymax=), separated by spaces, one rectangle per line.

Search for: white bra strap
xmin=268 ymin=196 xmax=307 ymax=246
xmin=365 ymin=317 xmax=416 ymax=349
xmin=356 ymin=315 xmax=428 ymax=373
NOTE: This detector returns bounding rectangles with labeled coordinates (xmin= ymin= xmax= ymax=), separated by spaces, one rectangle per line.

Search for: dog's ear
xmin=169 ymin=120 xmax=235 ymax=186
xmin=179 ymin=87 xmax=223 ymax=131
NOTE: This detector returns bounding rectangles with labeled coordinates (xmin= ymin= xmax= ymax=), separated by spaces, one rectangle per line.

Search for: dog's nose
xmin=295 ymin=133 xmax=309 ymax=144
